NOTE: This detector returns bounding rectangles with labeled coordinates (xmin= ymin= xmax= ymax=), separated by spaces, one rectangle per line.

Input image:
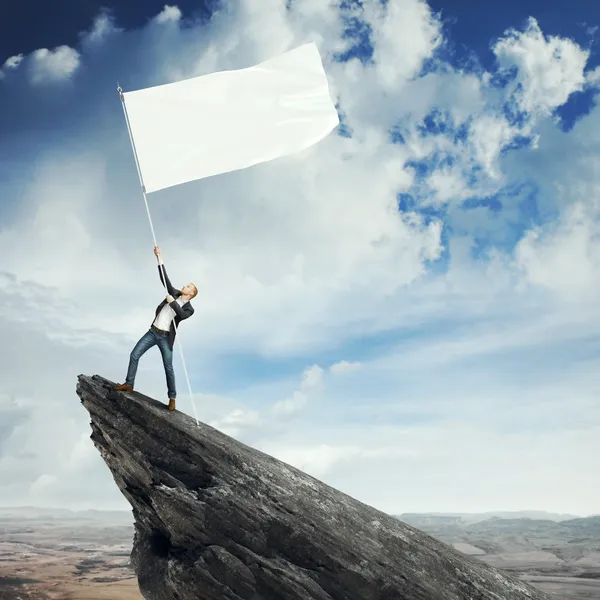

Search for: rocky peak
xmin=77 ymin=374 xmax=551 ymax=600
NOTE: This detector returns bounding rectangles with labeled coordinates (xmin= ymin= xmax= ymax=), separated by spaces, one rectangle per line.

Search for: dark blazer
xmin=151 ymin=264 xmax=194 ymax=350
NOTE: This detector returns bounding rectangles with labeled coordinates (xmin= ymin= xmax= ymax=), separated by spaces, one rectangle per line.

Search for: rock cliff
xmin=77 ymin=374 xmax=551 ymax=600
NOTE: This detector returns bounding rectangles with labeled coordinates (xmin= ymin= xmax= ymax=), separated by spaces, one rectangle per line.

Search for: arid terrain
xmin=398 ymin=512 xmax=600 ymax=599
xmin=0 ymin=507 xmax=141 ymax=599
xmin=1 ymin=507 xmax=599 ymax=599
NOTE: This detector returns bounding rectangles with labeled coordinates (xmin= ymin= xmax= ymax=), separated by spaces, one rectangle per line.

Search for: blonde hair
xmin=190 ymin=283 xmax=198 ymax=298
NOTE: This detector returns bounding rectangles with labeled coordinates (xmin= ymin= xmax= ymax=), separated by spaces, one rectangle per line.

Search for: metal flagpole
xmin=117 ymin=83 xmax=199 ymax=426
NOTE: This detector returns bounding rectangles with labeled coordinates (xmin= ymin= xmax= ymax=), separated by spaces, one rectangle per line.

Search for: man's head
xmin=181 ymin=282 xmax=198 ymax=299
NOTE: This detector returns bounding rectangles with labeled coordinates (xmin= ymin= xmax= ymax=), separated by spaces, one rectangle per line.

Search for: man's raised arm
xmin=154 ymin=246 xmax=177 ymax=296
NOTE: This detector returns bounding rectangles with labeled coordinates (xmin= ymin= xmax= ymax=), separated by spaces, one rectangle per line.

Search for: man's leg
xmin=157 ymin=338 xmax=176 ymax=410
xmin=116 ymin=330 xmax=157 ymax=391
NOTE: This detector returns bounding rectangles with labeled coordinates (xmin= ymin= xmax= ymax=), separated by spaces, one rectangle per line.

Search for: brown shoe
xmin=114 ymin=383 xmax=133 ymax=392
xmin=168 ymin=398 xmax=176 ymax=411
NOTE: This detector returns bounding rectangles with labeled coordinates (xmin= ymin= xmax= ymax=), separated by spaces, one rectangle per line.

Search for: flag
xmin=121 ymin=42 xmax=339 ymax=193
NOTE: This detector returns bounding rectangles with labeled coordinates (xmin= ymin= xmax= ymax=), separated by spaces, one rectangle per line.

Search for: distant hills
xmin=395 ymin=511 xmax=600 ymax=585
xmin=0 ymin=505 xmax=132 ymax=524
xmin=396 ymin=511 xmax=584 ymax=526
xmin=0 ymin=507 xmax=589 ymax=525
xmin=396 ymin=513 xmax=600 ymax=549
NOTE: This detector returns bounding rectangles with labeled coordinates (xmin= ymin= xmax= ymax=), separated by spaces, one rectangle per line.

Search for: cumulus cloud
xmin=1 ymin=12 xmax=117 ymax=82
xmin=0 ymin=45 xmax=80 ymax=85
xmin=515 ymin=202 xmax=600 ymax=301
xmin=3 ymin=54 xmax=23 ymax=70
xmin=364 ymin=0 xmax=442 ymax=85
xmin=586 ymin=66 xmax=600 ymax=87
xmin=28 ymin=45 xmax=81 ymax=84
xmin=81 ymin=11 xmax=122 ymax=45
xmin=330 ymin=360 xmax=362 ymax=375
xmin=427 ymin=165 xmax=468 ymax=204
xmin=154 ymin=4 xmax=183 ymax=24
xmin=272 ymin=365 xmax=324 ymax=416
xmin=468 ymin=115 xmax=516 ymax=178
xmin=0 ymin=54 xmax=24 ymax=79
xmin=493 ymin=17 xmax=589 ymax=116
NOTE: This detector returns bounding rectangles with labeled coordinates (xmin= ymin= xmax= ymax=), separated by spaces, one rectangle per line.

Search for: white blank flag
xmin=122 ymin=42 xmax=339 ymax=193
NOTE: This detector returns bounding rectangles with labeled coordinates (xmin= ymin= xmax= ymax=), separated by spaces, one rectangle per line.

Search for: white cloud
xmin=329 ymin=0 xmax=443 ymax=136
xmin=330 ymin=360 xmax=362 ymax=375
xmin=587 ymin=66 xmax=600 ymax=87
xmin=3 ymin=54 xmax=23 ymax=70
xmin=28 ymin=45 xmax=80 ymax=84
xmin=364 ymin=0 xmax=442 ymax=85
xmin=427 ymin=164 xmax=468 ymax=204
xmin=469 ymin=114 xmax=515 ymax=178
xmin=272 ymin=391 xmax=309 ymax=416
xmin=0 ymin=54 xmax=24 ymax=79
xmin=0 ymin=12 xmax=116 ymax=83
xmin=154 ymin=5 xmax=183 ymax=24
xmin=301 ymin=364 xmax=324 ymax=391
xmin=515 ymin=202 xmax=600 ymax=302
xmin=493 ymin=17 xmax=589 ymax=116
xmin=82 ymin=12 xmax=122 ymax=45
xmin=272 ymin=365 xmax=324 ymax=416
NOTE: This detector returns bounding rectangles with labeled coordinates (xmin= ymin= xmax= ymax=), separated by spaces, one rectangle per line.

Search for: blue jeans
xmin=125 ymin=328 xmax=176 ymax=399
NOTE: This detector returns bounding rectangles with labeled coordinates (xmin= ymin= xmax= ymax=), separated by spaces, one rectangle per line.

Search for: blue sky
xmin=1 ymin=0 xmax=599 ymax=516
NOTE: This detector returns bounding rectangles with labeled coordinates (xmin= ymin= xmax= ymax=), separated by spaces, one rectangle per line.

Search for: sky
xmin=1 ymin=0 xmax=600 ymax=517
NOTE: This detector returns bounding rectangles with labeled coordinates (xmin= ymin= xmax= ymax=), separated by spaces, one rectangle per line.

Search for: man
xmin=114 ymin=246 xmax=197 ymax=411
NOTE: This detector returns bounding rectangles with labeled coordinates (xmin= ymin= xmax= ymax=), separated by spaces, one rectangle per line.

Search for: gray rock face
xmin=77 ymin=374 xmax=551 ymax=600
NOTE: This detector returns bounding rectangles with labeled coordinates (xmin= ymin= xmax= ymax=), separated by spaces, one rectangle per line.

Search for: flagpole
xmin=117 ymin=83 xmax=199 ymax=427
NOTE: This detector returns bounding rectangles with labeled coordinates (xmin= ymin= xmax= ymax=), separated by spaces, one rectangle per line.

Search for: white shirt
xmin=153 ymin=297 xmax=185 ymax=331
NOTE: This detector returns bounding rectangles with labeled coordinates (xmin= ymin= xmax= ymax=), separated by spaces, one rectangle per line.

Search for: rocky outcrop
xmin=77 ymin=374 xmax=551 ymax=600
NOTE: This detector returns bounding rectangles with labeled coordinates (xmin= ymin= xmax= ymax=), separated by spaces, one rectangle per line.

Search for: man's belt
xmin=151 ymin=324 xmax=169 ymax=335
